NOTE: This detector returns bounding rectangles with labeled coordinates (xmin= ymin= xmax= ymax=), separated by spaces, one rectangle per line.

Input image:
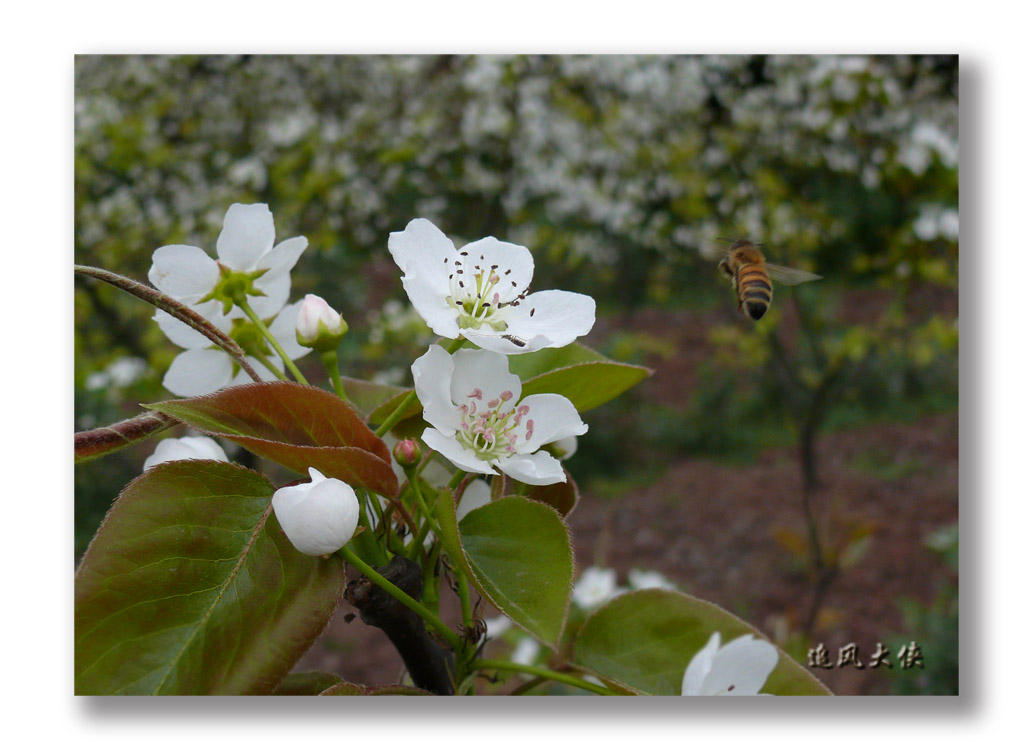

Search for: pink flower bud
xmin=295 ymin=294 xmax=347 ymax=351
xmin=392 ymin=438 xmax=422 ymax=468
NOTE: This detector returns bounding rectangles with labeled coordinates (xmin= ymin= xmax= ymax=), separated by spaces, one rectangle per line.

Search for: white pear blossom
xmin=389 ymin=218 xmax=596 ymax=354
xmin=511 ymin=636 xmax=541 ymax=667
xmin=681 ymin=632 xmax=779 ymax=696
xmin=412 ymin=345 xmax=588 ymax=485
xmin=149 ymin=202 xmax=307 ymax=322
xmin=157 ymin=301 xmax=311 ymax=397
xmin=572 ymin=566 xmax=622 ymax=610
xmin=271 ymin=467 xmax=360 ymax=557
xmin=455 ymin=480 xmax=493 ymax=521
xmin=627 ymin=568 xmax=678 ymax=591
xmin=143 ymin=435 xmax=229 ymax=470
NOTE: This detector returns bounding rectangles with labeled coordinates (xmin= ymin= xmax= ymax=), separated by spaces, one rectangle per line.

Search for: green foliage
xmin=75 ymin=460 xmax=346 ymax=694
xmin=438 ymin=493 xmax=574 ymax=647
xmin=573 ymin=589 xmax=830 ymax=695
xmin=886 ymin=524 xmax=959 ymax=695
xmin=148 ymin=381 xmax=399 ymax=495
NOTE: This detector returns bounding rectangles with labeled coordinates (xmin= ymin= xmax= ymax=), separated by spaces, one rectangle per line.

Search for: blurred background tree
xmin=75 ymin=55 xmax=957 ymax=693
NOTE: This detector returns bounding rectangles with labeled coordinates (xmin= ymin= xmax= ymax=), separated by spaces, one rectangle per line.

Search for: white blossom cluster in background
xmin=75 ymin=55 xmax=958 ymax=424
xmin=75 ymin=55 xmax=957 ymax=289
xmin=571 ymin=565 xmax=680 ymax=611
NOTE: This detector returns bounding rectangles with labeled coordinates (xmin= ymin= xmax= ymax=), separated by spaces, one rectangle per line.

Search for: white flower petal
xmin=148 ymin=244 xmax=219 ymax=303
xmin=456 ymin=480 xmax=492 ymax=521
xmin=514 ymin=393 xmax=588 ymax=454
xmin=461 ymin=329 xmax=554 ymax=355
xmin=153 ymin=302 xmax=232 ymax=350
xmin=216 ymin=203 xmax=275 ymax=271
xmin=457 ymin=235 xmax=535 ymax=302
xmin=450 ymin=348 xmax=521 ymax=409
xmin=412 ymin=345 xmax=461 ymax=436
xmin=388 ymin=218 xmax=457 ymax=297
xmin=231 ymin=354 xmax=282 ymax=386
xmin=249 ymin=235 xmax=308 ymax=318
xmin=698 ymin=635 xmax=778 ymax=696
xmin=502 ymin=290 xmax=597 ymax=349
xmin=682 ymin=632 xmax=721 ymax=696
xmin=272 ymin=471 xmax=360 ymax=556
xmin=422 ymin=428 xmax=498 ymax=476
xmin=572 ymin=566 xmax=619 ymax=609
xmin=162 ymin=348 xmax=235 ymax=397
xmin=268 ymin=302 xmax=313 ymax=360
xmin=497 ymin=450 xmax=565 ymax=485
xmin=400 ymin=273 xmax=461 ymax=338
xmin=143 ymin=435 xmax=229 ymax=470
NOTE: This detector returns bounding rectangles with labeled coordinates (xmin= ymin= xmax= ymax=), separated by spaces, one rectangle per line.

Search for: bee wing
xmin=690 ymin=243 xmax=732 ymax=262
xmin=764 ymin=263 xmax=822 ymax=285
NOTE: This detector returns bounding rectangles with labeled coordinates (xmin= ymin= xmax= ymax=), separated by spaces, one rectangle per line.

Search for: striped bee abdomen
xmin=736 ymin=264 xmax=772 ymax=320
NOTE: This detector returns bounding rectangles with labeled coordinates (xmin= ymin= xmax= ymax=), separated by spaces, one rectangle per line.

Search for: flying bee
xmin=702 ymin=239 xmax=822 ymax=320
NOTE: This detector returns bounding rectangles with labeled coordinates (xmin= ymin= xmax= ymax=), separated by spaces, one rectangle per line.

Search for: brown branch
xmin=75 ymin=411 xmax=180 ymax=464
xmin=344 ymin=556 xmax=455 ymax=695
xmin=74 ymin=264 xmax=262 ymax=383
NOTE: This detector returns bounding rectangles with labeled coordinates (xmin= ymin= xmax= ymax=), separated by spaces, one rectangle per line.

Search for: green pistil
xmin=449 ymin=267 xmax=508 ymax=332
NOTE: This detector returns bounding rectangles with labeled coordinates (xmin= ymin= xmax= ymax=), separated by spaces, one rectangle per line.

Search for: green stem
xmin=339 ymin=545 xmax=460 ymax=650
xmin=375 ymin=391 xmax=418 ymax=438
xmin=238 ymin=299 xmax=309 ymax=385
xmin=457 ymin=569 xmax=473 ymax=630
xmin=407 ymin=468 xmax=441 ymax=538
xmin=447 ymin=469 xmax=469 ymax=492
xmin=470 ymin=659 xmax=619 ymax=696
xmin=248 ymin=348 xmax=287 ymax=381
xmin=422 ymin=541 xmax=442 ymax=611
xmin=321 ymin=350 xmax=348 ymax=401
xmin=375 ymin=336 xmax=469 ymax=437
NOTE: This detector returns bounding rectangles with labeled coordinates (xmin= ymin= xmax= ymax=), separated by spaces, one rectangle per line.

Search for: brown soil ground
xmin=296 ymin=297 xmax=958 ymax=696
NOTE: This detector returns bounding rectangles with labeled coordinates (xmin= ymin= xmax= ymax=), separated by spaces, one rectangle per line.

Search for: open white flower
xmin=681 ymin=632 xmax=779 ymax=696
xmin=157 ymin=301 xmax=311 ymax=396
xmin=412 ymin=345 xmax=588 ymax=485
xmin=572 ymin=566 xmax=622 ymax=610
xmin=143 ymin=435 xmax=229 ymax=470
xmin=389 ymin=219 xmax=596 ymax=354
xmin=149 ymin=203 xmax=307 ymax=323
xmin=272 ymin=467 xmax=360 ymax=557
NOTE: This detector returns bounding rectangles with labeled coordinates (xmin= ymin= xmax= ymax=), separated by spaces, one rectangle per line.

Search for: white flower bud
xmin=295 ymin=294 xmax=347 ymax=351
xmin=272 ymin=468 xmax=360 ymax=556
xmin=144 ymin=435 xmax=229 ymax=470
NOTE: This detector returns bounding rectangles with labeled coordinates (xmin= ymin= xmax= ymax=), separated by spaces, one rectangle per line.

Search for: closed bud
xmin=271 ymin=467 xmax=359 ymax=556
xmin=296 ymin=294 xmax=348 ymax=352
xmin=392 ymin=438 xmax=422 ymax=468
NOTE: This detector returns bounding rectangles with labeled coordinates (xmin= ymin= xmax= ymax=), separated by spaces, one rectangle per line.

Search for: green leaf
xmin=505 ymin=343 xmax=607 ymax=379
xmin=148 ymin=381 xmax=398 ymax=496
xmin=518 ymin=361 xmax=652 ymax=414
xmin=273 ymin=670 xmax=344 ymax=695
xmin=320 ymin=680 xmax=432 ymax=696
xmin=573 ymin=589 xmax=831 ymax=696
xmin=365 ymin=342 xmax=651 ymax=427
xmin=340 ymin=377 xmax=406 ymax=420
xmin=524 ymin=470 xmax=579 ymax=519
xmin=75 ymin=460 xmax=347 ymax=695
xmin=438 ymin=494 xmax=574 ymax=647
